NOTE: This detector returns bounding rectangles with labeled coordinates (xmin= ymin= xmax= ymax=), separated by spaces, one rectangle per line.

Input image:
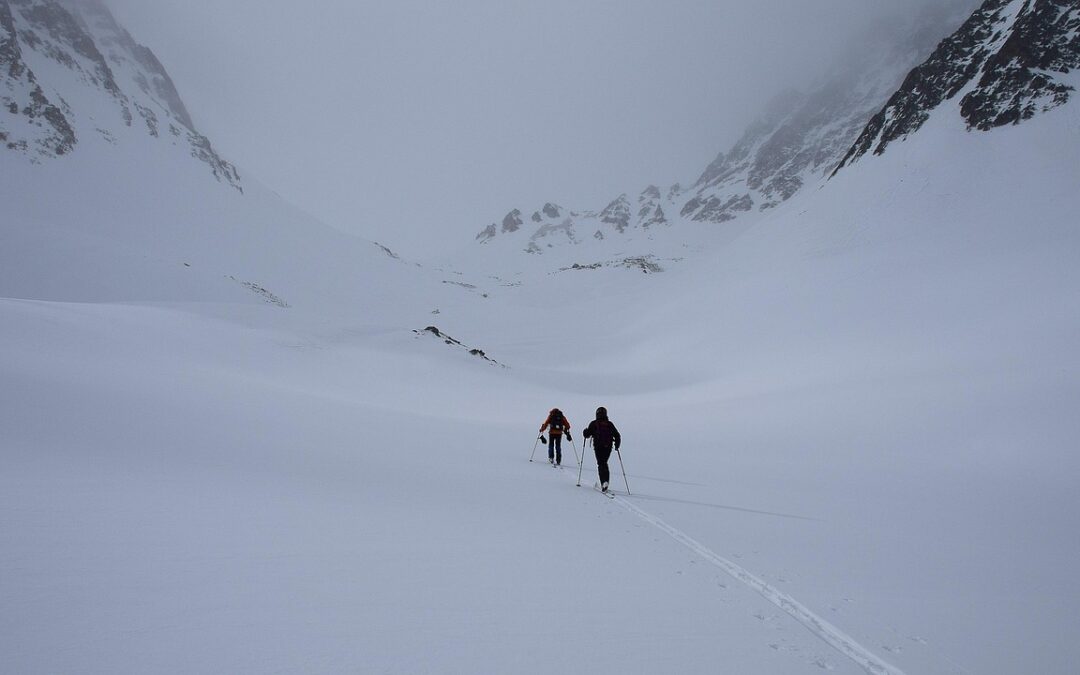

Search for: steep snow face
xmin=0 ymin=0 xmax=238 ymax=188
xmin=470 ymin=4 xmax=975 ymax=261
xmin=839 ymin=0 xmax=1080 ymax=168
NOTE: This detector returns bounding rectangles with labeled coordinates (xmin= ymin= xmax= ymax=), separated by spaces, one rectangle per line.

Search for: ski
xmin=593 ymin=482 xmax=615 ymax=499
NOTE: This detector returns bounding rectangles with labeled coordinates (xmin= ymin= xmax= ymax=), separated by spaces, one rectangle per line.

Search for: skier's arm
xmin=612 ymin=424 xmax=621 ymax=450
xmin=582 ymin=422 xmax=593 ymax=439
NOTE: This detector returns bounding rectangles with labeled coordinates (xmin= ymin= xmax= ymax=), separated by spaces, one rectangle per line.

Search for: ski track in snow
xmin=563 ymin=466 xmax=905 ymax=675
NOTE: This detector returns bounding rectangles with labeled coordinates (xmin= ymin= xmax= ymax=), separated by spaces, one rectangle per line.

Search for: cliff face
xmin=0 ymin=0 xmax=239 ymax=189
xmin=839 ymin=0 xmax=1080 ymax=169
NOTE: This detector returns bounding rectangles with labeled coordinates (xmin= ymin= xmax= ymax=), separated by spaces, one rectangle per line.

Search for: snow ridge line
xmin=608 ymin=493 xmax=905 ymax=675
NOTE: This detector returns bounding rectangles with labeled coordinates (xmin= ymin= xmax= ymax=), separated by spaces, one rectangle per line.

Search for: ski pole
xmin=529 ymin=434 xmax=542 ymax=462
xmin=615 ymin=447 xmax=631 ymax=495
xmin=569 ymin=436 xmax=582 ymax=468
xmin=576 ymin=439 xmax=589 ymax=487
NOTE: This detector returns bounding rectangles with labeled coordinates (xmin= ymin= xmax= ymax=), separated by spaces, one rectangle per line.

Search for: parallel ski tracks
xmin=553 ymin=462 xmax=906 ymax=675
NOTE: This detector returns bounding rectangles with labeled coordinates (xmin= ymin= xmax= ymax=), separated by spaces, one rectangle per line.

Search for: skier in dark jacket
xmin=582 ymin=406 xmax=621 ymax=492
xmin=540 ymin=408 xmax=572 ymax=466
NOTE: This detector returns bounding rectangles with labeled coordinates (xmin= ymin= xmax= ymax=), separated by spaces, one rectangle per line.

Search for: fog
xmin=104 ymin=0 xmax=963 ymax=256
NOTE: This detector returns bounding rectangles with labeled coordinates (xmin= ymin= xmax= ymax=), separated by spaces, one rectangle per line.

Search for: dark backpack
xmin=549 ymin=410 xmax=565 ymax=431
xmin=591 ymin=420 xmax=614 ymax=448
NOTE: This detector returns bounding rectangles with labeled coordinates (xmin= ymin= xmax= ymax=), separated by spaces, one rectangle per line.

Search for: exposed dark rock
xmin=442 ymin=280 xmax=477 ymax=289
xmin=960 ymin=0 xmax=1080 ymax=130
xmin=619 ymin=256 xmax=663 ymax=273
xmin=542 ymin=202 xmax=562 ymax=219
xmin=501 ymin=208 xmax=523 ymax=233
xmin=1 ymin=1 xmax=24 ymax=78
xmin=374 ymin=242 xmax=400 ymax=260
xmin=416 ymin=326 xmax=504 ymax=366
xmin=641 ymin=203 xmax=667 ymax=228
xmin=475 ymin=223 xmax=496 ymax=242
xmin=681 ymin=194 xmax=752 ymax=223
xmin=228 ymin=276 xmax=289 ymax=308
xmin=17 ymin=0 xmax=123 ymax=99
xmin=134 ymin=101 xmax=157 ymax=137
xmin=188 ymin=132 xmax=242 ymax=192
xmin=599 ymin=194 xmax=630 ymax=232
xmin=1 ymin=2 xmax=77 ymax=157
xmin=559 ymin=255 xmax=669 ymax=274
xmin=530 ymin=219 xmax=575 ymax=243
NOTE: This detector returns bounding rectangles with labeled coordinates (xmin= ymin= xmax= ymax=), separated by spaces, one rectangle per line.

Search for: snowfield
xmin=4 ymin=20 xmax=1080 ymax=675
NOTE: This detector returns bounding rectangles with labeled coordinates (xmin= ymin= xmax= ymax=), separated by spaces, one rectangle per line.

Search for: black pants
xmin=548 ymin=434 xmax=562 ymax=463
xmin=594 ymin=445 xmax=612 ymax=485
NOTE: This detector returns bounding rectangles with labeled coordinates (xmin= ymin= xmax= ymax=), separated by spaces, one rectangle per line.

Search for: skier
xmin=539 ymin=408 xmax=572 ymax=466
xmin=582 ymin=406 xmax=621 ymax=492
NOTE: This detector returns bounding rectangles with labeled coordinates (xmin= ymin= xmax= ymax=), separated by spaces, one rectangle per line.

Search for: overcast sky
xmin=105 ymin=0 xmax=949 ymax=257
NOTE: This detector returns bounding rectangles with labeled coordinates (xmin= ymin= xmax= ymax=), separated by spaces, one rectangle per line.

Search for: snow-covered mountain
xmin=839 ymin=0 xmax=1080 ymax=168
xmin=0 ymin=0 xmax=472 ymax=317
xmin=471 ymin=3 xmax=978 ymax=260
xmin=1 ymin=0 xmax=238 ymax=188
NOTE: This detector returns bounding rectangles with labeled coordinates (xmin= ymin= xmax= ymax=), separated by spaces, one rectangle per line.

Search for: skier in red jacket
xmin=539 ymin=408 xmax=571 ymax=466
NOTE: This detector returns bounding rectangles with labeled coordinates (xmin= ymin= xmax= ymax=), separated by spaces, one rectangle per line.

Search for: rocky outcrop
xmin=0 ymin=0 xmax=76 ymax=155
xmin=960 ymin=0 xmax=1080 ymax=130
xmin=501 ymin=208 xmax=523 ymax=233
xmin=839 ymin=0 xmax=1080 ymax=168
xmin=599 ymin=194 xmax=630 ymax=233
xmin=637 ymin=185 xmax=668 ymax=229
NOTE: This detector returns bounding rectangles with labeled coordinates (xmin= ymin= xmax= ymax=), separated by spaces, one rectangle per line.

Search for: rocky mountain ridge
xmin=476 ymin=1 xmax=1061 ymax=257
xmin=0 ymin=0 xmax=239 ymax=189
xmin=839 ymin=0 xmax=1080 ymax=169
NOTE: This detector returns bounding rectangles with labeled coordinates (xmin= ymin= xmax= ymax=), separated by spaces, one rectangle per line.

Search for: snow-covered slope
xmin=3 ymin=1 xmax=1080 ymax=675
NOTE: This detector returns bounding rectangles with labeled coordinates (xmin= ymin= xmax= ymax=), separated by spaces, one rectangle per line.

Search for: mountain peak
xmin=1 ymin=0 xmax=239 ymax=189
xmin=838 ymin=0 xmax=1080 ymax=170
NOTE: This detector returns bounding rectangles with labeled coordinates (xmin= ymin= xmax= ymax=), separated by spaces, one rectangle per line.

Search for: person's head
xmin=595 ymin=406 xmax=608 ymax=421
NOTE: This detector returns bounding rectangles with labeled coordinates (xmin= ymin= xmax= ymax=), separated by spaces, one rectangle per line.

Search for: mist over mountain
xmin=468 ymin=2 xmax=979 ymax=258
